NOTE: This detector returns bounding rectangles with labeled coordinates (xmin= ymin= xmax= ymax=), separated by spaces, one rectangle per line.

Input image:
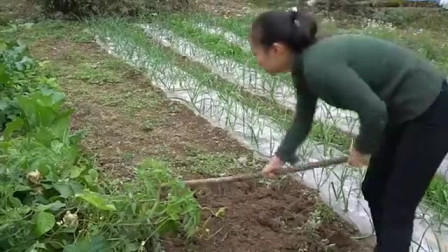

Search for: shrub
xmin=39 ymin=0 xmax=191 ymax=18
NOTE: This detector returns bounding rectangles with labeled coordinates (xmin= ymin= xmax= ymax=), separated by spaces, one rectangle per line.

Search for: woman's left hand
xmin=348 ymin=142 xmax=370 ymax=168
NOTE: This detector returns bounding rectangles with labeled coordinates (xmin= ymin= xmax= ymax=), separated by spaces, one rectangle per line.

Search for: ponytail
xmin=251 ymin=10 xmax=318 ymax=53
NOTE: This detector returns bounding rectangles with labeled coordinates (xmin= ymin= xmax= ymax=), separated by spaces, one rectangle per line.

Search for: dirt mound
xmin=163 ymin=177 xmax=372 ymax=252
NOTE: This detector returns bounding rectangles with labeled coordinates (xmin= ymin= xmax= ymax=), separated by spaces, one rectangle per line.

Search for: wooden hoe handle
xmin=176 ymin=156 xmax=348 ymax=187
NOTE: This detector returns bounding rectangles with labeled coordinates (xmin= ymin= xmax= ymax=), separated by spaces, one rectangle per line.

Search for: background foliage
xmin=39 ymin=0 xmax=191 ymax=18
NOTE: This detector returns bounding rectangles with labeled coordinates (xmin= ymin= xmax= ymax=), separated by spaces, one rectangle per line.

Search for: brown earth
xmin=165 ymin=178 xmax=371 ymax=252
xmin=3 ymin=19 xmax=374 ymax=252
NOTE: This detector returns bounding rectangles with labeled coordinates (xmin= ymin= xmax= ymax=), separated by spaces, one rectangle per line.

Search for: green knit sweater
xmin=276 ymin=34 xmax=444 ymax=164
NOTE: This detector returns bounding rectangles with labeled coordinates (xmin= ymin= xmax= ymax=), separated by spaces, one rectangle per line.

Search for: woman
xmin=250 ymin=10 xmax=448 ymax=252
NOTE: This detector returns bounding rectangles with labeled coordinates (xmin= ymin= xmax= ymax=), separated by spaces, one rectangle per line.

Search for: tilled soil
xmin=163 ymin=177 xmax=371 ymax=252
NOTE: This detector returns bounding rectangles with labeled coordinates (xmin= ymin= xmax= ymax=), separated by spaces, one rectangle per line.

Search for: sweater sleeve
xmin=275 ymin=87 xmax=317 ymax=164
xmin=305 ymin=63 xmax=388 ymax=154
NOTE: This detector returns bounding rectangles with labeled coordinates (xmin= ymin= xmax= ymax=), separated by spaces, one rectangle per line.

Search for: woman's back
xmin=300 ymin=34 xmax=444 ymax=123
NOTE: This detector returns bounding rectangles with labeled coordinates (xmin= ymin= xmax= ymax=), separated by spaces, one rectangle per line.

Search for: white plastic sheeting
xmin=441 ymin=0 xmax=448 ymax=7
xmin=140 ymin=23 xmax=361 ymax=136
xmin=193 ymin=23 xmax=252 ymax=51
xmin=95 ymin=28 xmax=448 ymax=252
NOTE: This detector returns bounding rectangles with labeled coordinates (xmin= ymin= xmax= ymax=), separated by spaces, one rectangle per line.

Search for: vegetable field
xmin=1 ymin=1 xmax=448 ymax=251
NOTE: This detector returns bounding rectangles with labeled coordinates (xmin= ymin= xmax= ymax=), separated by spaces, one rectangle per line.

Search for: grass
xmin=1 ymin=20 xmax=91 ymax=43
xmin=182 ymin=150 xmax=256 ymax=177
xmin=424 ymin=175 xmax=448 ymax=225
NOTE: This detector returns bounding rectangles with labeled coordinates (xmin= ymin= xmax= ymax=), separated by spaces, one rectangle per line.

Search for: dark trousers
xmin=362 ymin=80 xmax=448 ymax=252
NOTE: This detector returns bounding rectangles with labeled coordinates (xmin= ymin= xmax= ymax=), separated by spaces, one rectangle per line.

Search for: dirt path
xmin=8 ymin=22 xmax=374 ymax=251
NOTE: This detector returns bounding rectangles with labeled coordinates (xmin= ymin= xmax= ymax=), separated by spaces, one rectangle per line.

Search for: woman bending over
xmin=250 ymin=10 xmax=448 ymax=252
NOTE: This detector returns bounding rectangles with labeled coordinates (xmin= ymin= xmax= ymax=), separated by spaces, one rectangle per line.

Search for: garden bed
xmin=2 ymin=1 xmax=448 ymax=250
xmin=164 ymin=178 xmax=370 ymax=252
xmin=1 ymin=21 xmax=374 ymax=251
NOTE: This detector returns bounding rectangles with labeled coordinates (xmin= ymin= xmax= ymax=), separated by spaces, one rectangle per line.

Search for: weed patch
xmin=0 ymin=37 xmax=201 ymax=251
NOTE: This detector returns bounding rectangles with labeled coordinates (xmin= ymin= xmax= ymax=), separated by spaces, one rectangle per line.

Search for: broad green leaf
xmin=59 ymin=226 xmax=77 ymax=233
xmin=16 ymin=95 xmax=38 ymax=127
xmin=69 ymin=181 xmax=84 ymax=195
xmin=25 ymin=242 xmax=47 ymax=252
xmin=16 ymin=90 xmax=65 ymax=128
xmin=75 ymin=190 xmax=116 ymax=211
xmin=36 ymin=201 xmax=66 ymax=212
xmin=0 ymin=64 xmax=10 ymax=83
xmin=88 ymin=169 xmax=98 ymax=180
xmin=14 ymin=184 xmax=30 ymax=192
xmin=70 ymin=166 xmax=85 ymax=178
xmin=9 ymin=196 xmax=22 ymax=207
xmin=33 ymin=211 xmax=55 ymax=237
xmin=35 ymin=127 xmax=58 ymax=147
xmin=84 ymin=169 xmax=99 ymax=186
xmin=40 ymin=87 xmax=65 ymax=105
xmin=51 ymin=140 xmax=64 ymax=153
xmin=63 ymin=235 xmax=110 ymax=252
xmin=157 ymin=219 xmax=179 ymax=236
xmin=3 ymin=117 xmax=24 ymax=140
xmin=0 ymin=100 xmax=8 ymax=110
xmin=53 ymin=182 xmax=73 ymax=198
xmin=50 ymin=110 xmax=72 ymax=140
xmin=0 ymin=41 xmax=6 ymax=52
xmin=0 ymin=223 xmax=9 ymax=233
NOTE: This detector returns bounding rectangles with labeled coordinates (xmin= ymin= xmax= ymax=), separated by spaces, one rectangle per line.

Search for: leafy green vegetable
xmin=0 ymin=37 xmax=200 ymax=252
xmin=33 ymin=211 xmax=55 ymax=237
xmin=76 ymin=190 xmax=117 ymax=211
xmin=64 ymin=235 xmax=110 ymax=252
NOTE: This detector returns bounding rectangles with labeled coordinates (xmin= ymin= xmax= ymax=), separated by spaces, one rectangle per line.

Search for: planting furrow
xmin=140 ymin=23 xmax=360 ymax=136
xmin=93 ymin=21 xmax=448 ymax=251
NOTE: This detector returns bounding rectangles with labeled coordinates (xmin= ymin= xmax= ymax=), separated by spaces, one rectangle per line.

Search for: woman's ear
xmin=272 ymin=42 xmax=288 ymax=55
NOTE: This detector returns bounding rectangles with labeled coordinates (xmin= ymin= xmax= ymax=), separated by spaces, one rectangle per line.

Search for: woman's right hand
xmin=262 ymin=155 xmax=284 ymax=178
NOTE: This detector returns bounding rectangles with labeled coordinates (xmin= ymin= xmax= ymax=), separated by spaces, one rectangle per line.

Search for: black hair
xmin=251 ymin=10 xmax=318 ymax=53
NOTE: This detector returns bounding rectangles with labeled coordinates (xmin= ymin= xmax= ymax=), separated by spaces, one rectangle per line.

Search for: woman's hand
xmin=262 ymin=155 xmax=285 ymax=178
xmin=348 ymin=141 xmax=370 ymax=168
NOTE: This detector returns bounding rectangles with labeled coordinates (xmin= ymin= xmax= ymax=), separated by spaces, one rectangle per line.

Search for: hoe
xmin=168 ymin=156 xmax=348 ymax=187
